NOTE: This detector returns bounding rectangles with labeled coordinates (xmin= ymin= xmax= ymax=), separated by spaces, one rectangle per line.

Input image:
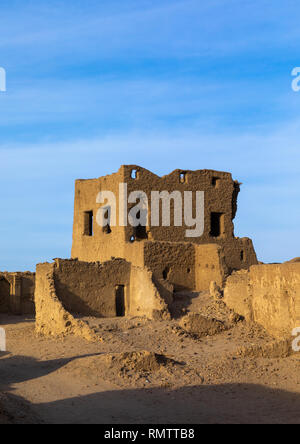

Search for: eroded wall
xmin=129 ymin=266 xmax=171 ymax=320
xmin=0 ymin=272 xmax=35 ymax=315
xmin=143 ymin=241 xmax=230 ymax=292
xmin=52 ymin=258 xmax=131 ymax=317
xmin=35 ymin=263 xmax=97 ymax=341
xmin=195 ymin=244 xmax=229 ymax=291
xmin=224 ymin=263 xmax=300 ymax=338
xmin=143 ymin=241 xmax=195 ymax=291
xmin=34 ymin=258 xmax=171 ymax=339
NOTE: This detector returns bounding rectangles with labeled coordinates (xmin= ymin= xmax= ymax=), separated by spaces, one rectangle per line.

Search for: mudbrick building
xmin=1 ymin=165 xmax=259 ymax=324
xmin=71 ymin=165 xmax=258 ymax=292
xmin=33 ymin=165 xmax=259 ymax=338
xmin=2 ymin=165 xmax=300 ymax=343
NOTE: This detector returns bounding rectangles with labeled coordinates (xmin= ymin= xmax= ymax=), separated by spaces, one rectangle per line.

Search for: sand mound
xmin=179 ymin=313 xmax=226 ymax=337
xmin=104 ymin=350 xmax=171 ymax=373
xmin=61 ymin=350 xmax=190 ymax=388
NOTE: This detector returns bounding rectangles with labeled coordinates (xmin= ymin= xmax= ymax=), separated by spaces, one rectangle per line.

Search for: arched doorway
xmin=0 ymin=278 xmax=10 ymax=313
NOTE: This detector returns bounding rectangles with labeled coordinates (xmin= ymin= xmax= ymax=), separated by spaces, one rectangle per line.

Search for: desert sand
xmin=1 ymin=291 xmax=300 ymax=424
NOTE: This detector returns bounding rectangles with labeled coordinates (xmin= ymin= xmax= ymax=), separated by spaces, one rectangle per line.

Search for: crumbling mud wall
xmin=224 ymin=263 xmax=300 ymax=338
xmin=129 ymin=266 xmax=171 ymax=320
xmin=143 ymin=241 xmax=195 ymax=291
xmin=0 ymin=272 xmax=35 ymax=315
xmin=72 ymin=237 xmax=241 ymax=294
xmin=195 ymin=244 xmax=229 ymax=291
xmin=142 ymin=242 xmax=230 ymax=292
xmin=52 ymin=258 xmax=131 ymax=317
xmin=35 ymin=263 xmax=97 ymax=341
xmin=34 ymin=258 xmax=171 ymax=339
xmin=71 ymin=165 xmax=258 ymax=274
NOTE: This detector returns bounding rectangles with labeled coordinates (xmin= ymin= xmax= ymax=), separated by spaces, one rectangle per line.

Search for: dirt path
xmin=1 ymin=313 xmax=300 ymax=424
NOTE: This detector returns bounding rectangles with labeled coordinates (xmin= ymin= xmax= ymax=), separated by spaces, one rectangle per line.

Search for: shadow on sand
xmin=1 ymin=352 xmax=300 ymax=424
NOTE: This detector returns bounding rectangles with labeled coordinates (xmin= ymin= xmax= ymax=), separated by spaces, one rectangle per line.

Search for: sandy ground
xmin=1 ymin=292 xmax=300 ymax=424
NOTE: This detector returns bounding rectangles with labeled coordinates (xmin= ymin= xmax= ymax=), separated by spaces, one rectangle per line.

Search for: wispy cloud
xmin=1 ymin=117 xmax=300 ymax=270
xmin=1 ymin=0 xmax=300 ymax=69
xmin=0 ymin=0 xmax=299 ymax=269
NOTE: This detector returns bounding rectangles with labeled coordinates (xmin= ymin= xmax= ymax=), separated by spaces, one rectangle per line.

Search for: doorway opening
xmin=0 ymin=278 xmax=10 ymax=313
xmin=115 ymin=285 xmax=125 ymax=317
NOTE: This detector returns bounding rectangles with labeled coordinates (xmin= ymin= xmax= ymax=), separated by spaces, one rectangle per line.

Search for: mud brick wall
xmin=34 ymin=258 xmax=171 ymax=338
xmin=0 ymin=272 xmax=35 ymax=315
xmin=224 ymin=263 xmax=300 ymax=338
xmin=52 ymin=258 xmax=131 ymax=317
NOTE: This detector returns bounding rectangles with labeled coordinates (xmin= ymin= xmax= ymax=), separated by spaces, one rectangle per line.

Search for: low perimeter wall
xmin=224 ymin=263 xmax=300 ymax=338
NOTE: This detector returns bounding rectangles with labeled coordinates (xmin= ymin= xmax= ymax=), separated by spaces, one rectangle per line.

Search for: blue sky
xmin=0 ymin=0 xmax=300 ymax=270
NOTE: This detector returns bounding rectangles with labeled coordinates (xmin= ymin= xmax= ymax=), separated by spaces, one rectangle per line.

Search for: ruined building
xmin=2 ymin=166 xmax=300 ymax=344
xmin=2 ymin=164 xmax=299 ymax=345
xmin=33 ymin=165 xmax=258 ymax=338
xmin=2 ymin=165 xmax=260 ymax=335
xmin=0 ymin=272 xmax=35 ymax=315
xmin=72 ymin=165 xmax=258 ymax=292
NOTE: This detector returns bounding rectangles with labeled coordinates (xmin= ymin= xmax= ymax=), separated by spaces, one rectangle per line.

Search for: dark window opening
xmin=134 ymin=225 xmax=148 ymax=240
xmin=131 ymin=210 xmax=148 ymax=240
xmin=84 ymin=211 xmax=93 ymax=236
xmin=131 ymin=169 xmax=138 ymax=179
xmin=212 ymin=177 xmax=220 ymax=188
xmin=162 ymin=267 xmax=170 ymax=280
xmin=115 ymin=285 xmax=125 ymax=317
xmin=0 ymin=278 xmax=10 ymax=313
xmin=240 ymin=250 xmax=245 ymax=261
xmin=210 ymin=212 xmax=224 ymax=237
xmin=180 ymin=172 xmax=187 ymax=183
xmin=102 ymin=208 xmax=111 ymax=234
xmin=103 ymin=225 xmax=111 ymax=234
xmin=187 ymin=268 xmax=191 ymax=274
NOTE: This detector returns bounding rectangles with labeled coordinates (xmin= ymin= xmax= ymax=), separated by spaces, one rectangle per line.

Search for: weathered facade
xmin=72 ymin=165 xmax=257 ymax=291
xmin=224 ymin=262 xmax=300 ymax=338
xmin=0 ymin=272 xmax=35 ymax=315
